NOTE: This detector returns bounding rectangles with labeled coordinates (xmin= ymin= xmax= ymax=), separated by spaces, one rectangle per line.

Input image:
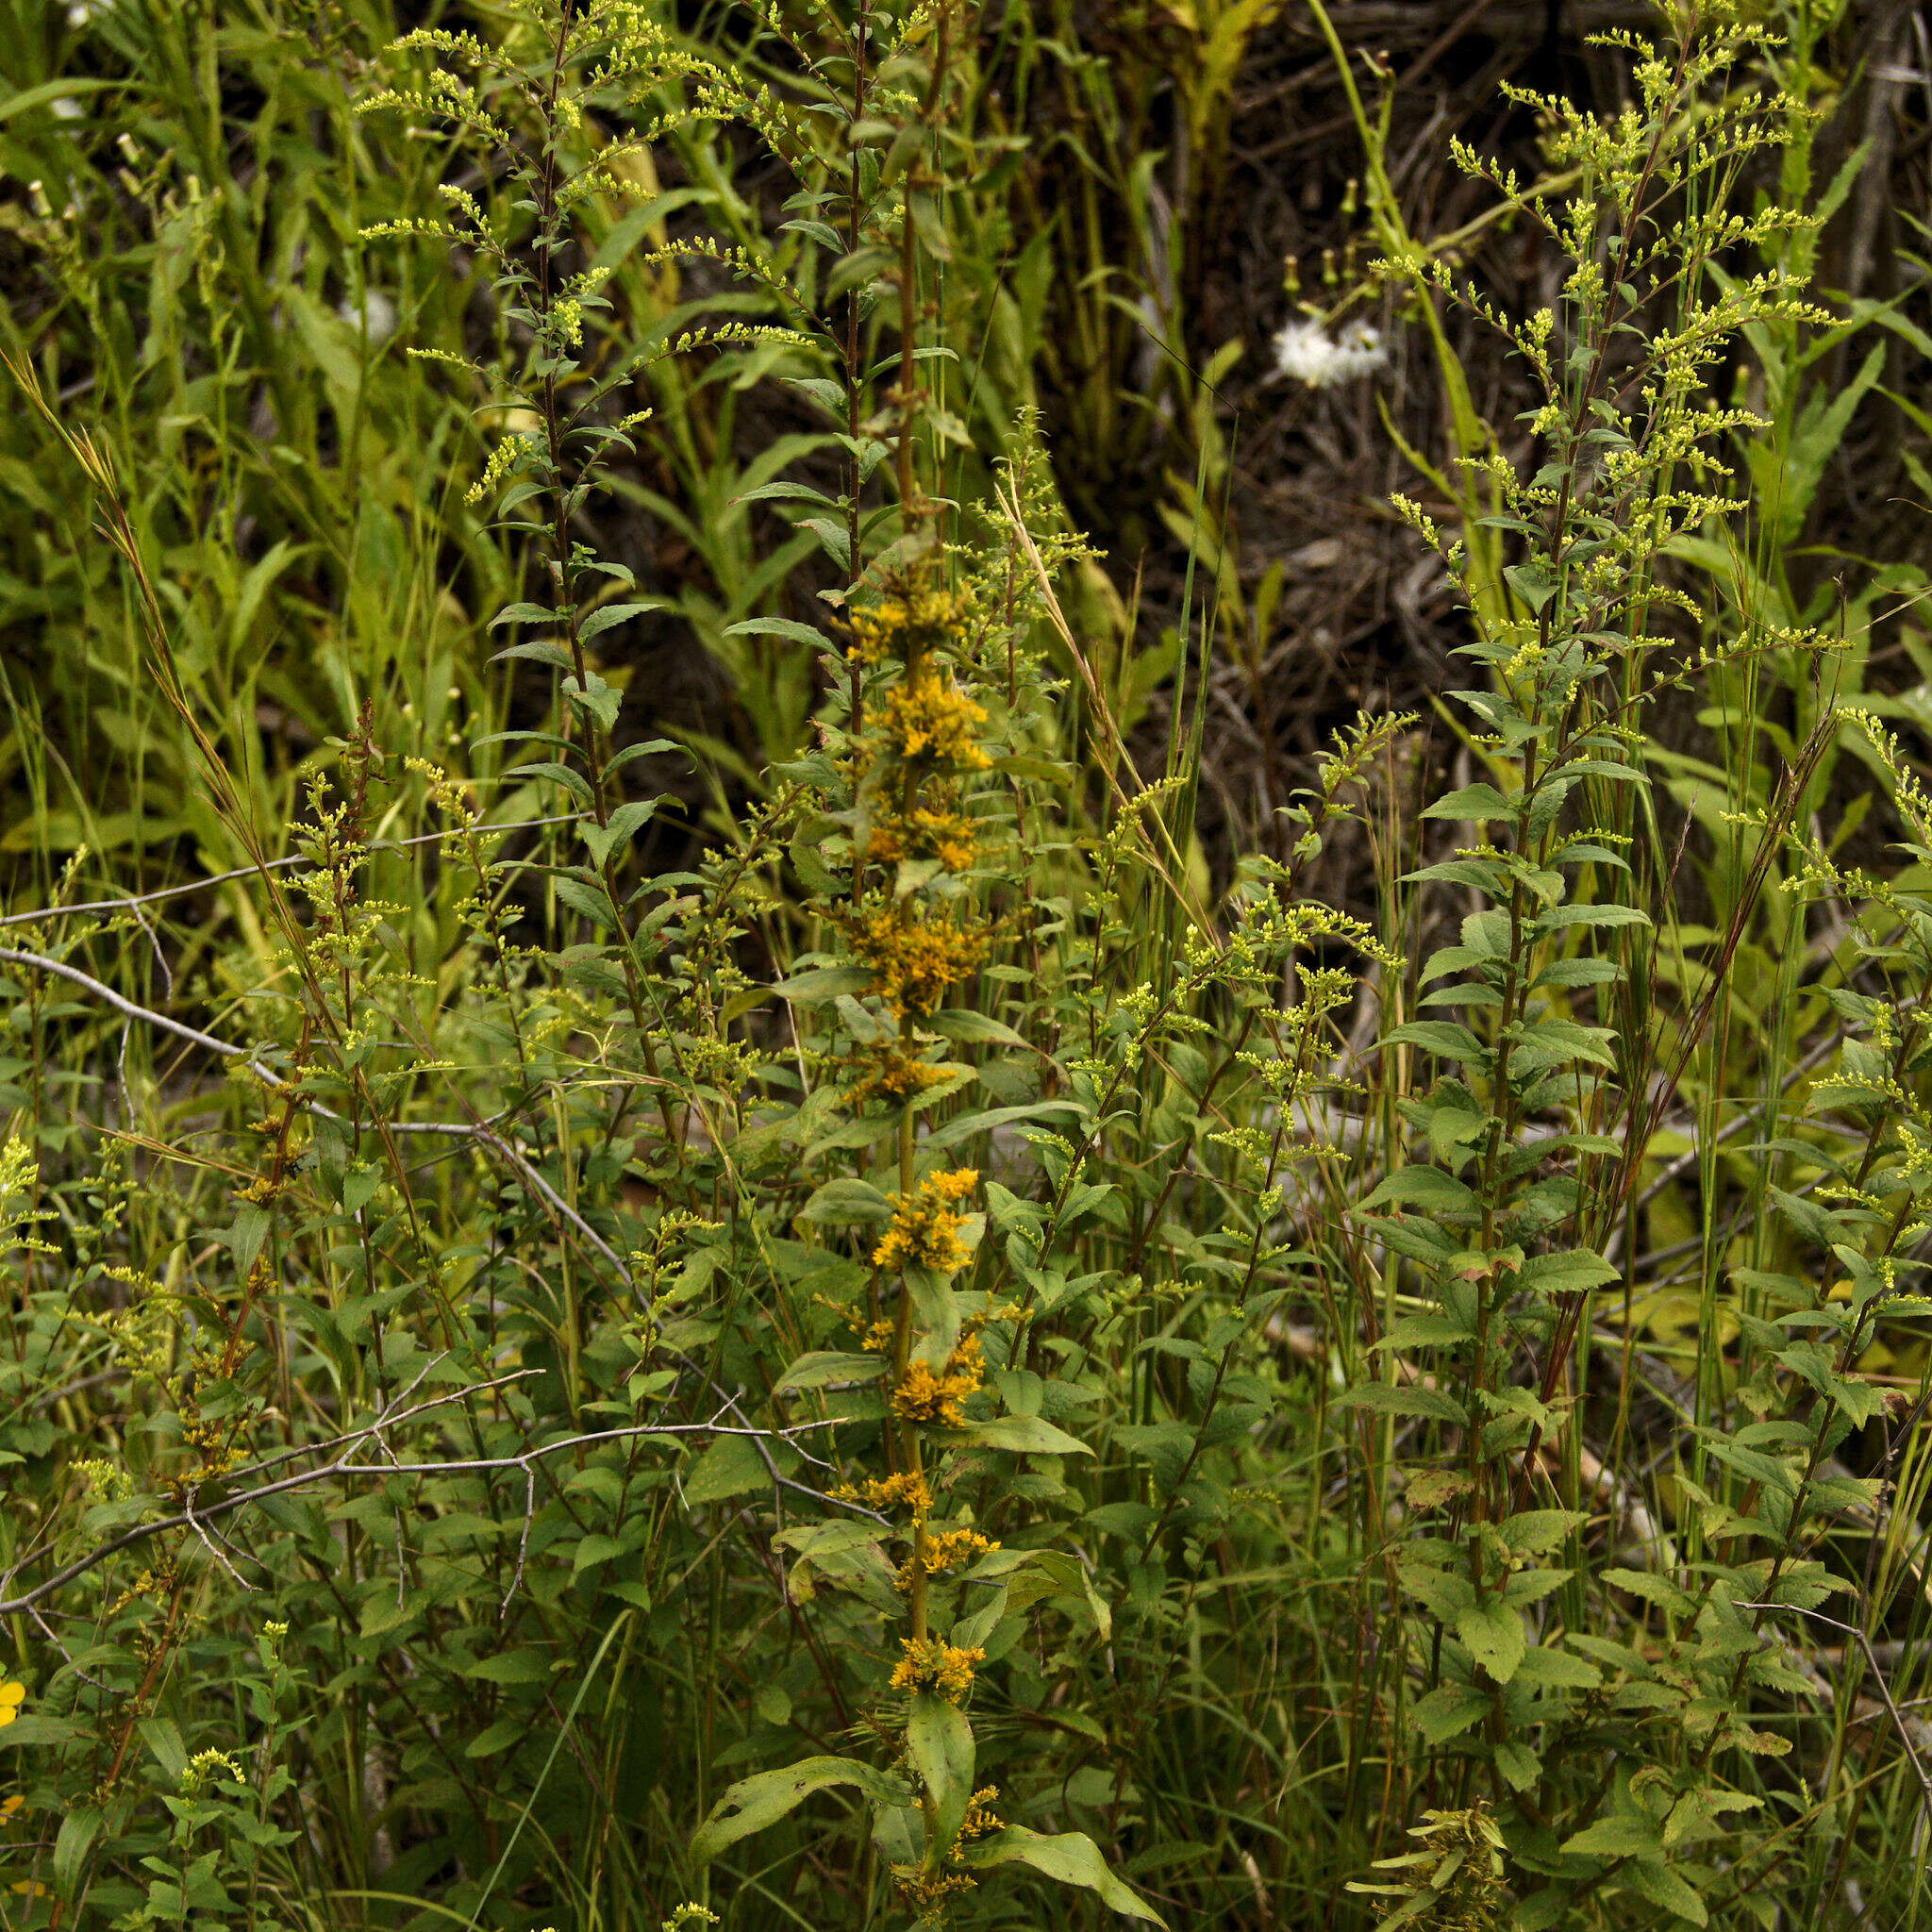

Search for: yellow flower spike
xmin=873 ymin=1171 xmax=980 ymax=1274
xmin=957 ymin=1786 xmax=1004 ymax=1847
xmin=891 ymin=1335 xmax=986 ymax=1428
xmin=848 ymin=584 xmax=976 ymax=665
xmin=846 ymin=902 xmax=989 ymax=1018
xmin=891 ymin=1635 xmax=985 ymax=1704
xmin=846 ymin=1471 xmax=931 ymax=1516
xmin=898 ymin=1526 xmax=998 ymax=1588
xmin=879 ymin=674 xmax=990 ymax=769
xmin=869 ymin=798 xmax=983 ymax=874
xmin=845 ymin=1038 xmax=954 ymax=1108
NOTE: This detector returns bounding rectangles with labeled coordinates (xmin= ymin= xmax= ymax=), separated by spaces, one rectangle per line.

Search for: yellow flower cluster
xmin=464 ymin=429 xmax=535 ymax=508
xmin=899 ymin=1526 xmax=998 ymax=1589
xmin=869 ymin=794 xmax=982 ymax=874
xmin=847 ymin=903 xmax=988 ymax=1017
xmin=879 ymin=675 xmax=990 ymax=769
xmin=846 ymin=1039 xmax=954 ymax=1108
xmin=874 ymin=1170 xmax=980 ymax=1274
xmin=891 ymin=1635 xmax=986 ymax=1704
xmin=895 ymin=1865 xmax=977 ymax=1920
xmin=841 ymin=1471 xmax=931 ymax=1516
xmin=923 ymin=1527 xmax=999 ymax=1573
xmin=958 ymin=1786 xmax=1004 ymax=1842
xmin=891 ymin=1334 xmax=985 ymax=1427
xmin=847 ymin=585 xmax=975 ymax=665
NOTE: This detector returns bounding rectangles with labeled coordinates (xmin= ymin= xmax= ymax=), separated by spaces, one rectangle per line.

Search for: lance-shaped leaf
xmin=906 ymin=1693 xmax=974 ymax=1850
xmin=960 ymin=1825 xmax=1166 ymax=1924
xmin=692 ymin=1756 xmax=912 ymax=1863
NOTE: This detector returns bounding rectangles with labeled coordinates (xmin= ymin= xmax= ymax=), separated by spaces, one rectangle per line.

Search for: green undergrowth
xmin=4 ymin=4 xmax=1932 ymax=1932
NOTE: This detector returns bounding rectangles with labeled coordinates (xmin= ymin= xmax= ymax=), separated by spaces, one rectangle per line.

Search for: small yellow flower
xmin=895 ymin=1865 xmax=977 ymax=1920
xmin=848 ymin=585 xmax=975 ymax=665
xmin=845 ymin=1039 xmax=954 ymax=1108
xmin=879 ymin=675 xmax=990 ymax=769
xmin=873 ymin=1170 xmax=980 ymax=1274
xmin=891 ymin=1635 xmax=985 ymax=1704
xmin=891 ymin=1335 xmax=985 ymax=1428
xmin=924 ymin=1527 xmax=998 ymax=1574
xmin=899 ymin=1526 xmax=998 ymax=1588
xmin=0 ymin=1682 xmax=23 ymax=1729
xmin=958 ymin=1785 xmax=1004 ymax=1843
xmin=868 ymin=784 xmax=984 ymax=874
xmin=843 ymin=1471 xmax=931 ymax=1516
xmin=846 ymin=902 xmax=989 ymax=1018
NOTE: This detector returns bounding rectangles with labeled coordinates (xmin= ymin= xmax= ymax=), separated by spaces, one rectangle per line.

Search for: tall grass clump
xmin=2 ymin=4 xmax=1931 ymax=1932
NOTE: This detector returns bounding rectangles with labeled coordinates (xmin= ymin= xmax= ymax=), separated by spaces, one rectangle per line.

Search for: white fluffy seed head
xmin=1273 ymin=317 xmax=1389 ymax=390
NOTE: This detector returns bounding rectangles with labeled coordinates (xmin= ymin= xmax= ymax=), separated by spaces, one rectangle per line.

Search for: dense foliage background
xmin=4 ymin=2 xmax=1932 ymax=1930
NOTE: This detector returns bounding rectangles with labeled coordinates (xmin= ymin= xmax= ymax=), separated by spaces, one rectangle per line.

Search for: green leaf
xmin=1559 ymin=1814 xmax=1663 ymax=1860
xmin=490 ymin=637 xmax=577 ymax=670
xmin=1457 ymin=1597 xmax=1526 ymax=1684
xmin=1535 ymin=902 xmax=1651 ymax=932
xmin=1825 ymin=1374 xmax=1886 ymax=1427
xmin=509 ymin=760 xmax=594 ymax=807
xmin=1500 ymin=1509 xmax=1586 ymax=1557
xmin=772 ymin=965 xmax=876 ymax=1003
xmin=227 ymin=1204 xmax=273 ymax=1278
xmin=1423 ymin=782 xmax=1520 ymax=821
xmin=1494 ymin=1740 xmax=1541 ymax=1792
xmin=691 ymin=1756 xmax=912 ymax=1863
xmin=553 ymin=875 xmax=617 ymax=928
xmin=1513 ymin=1889 xmax=1576 ymax=1931
xmin=797 ymin=1177 xmax=894 ymax=1224
xmin=924 ymin=1099 xmax=1086 ymax=1152
xmin=945 ymin=1414 xmax=1092 ymax=1457
xmin=1396 ymin=1556 xmax=1477 ymax=1622
xmin=1516 ymin=1250 xmax=1619 ymax=1295
xmin=1505 ymin=562 xmax=1557 ymax=612
xmin=462 ymin=1648 xmax=556 ymax=1684
xmin=1383 ymin=1022 xmax=1489 ymax=1065
xmin=1 ymin=77 xmax=119 ymax=125
xmin=1335 ymin=1382 xmax=1469 ymax=1426
xmin=906 ymin=1693 xmax=974 ymax=1849
xmin=577 ymin=599 xmax=671 ymax=641
xmin=960 ymin=1826 xmax=1166 ymax=1924
xmin=491 ymin=602 xmax=564 ymax=628
xmin=579 ymin=799 xmax=658 ymax=870
xmin=683 ymin=1435 xmax=769 ymax=1507
xmin=1601 ymin=1567 xmax=1696 ymax=1615
xmin=724 ymin=615 xmax=833 ymax=649
xmin=774 ymin=1352 xmax=885 ymax=1393
xmin=1361 ymin=1165 xmax=1480 ymax=1214
xmin=1413 ymin=1683 xmax=1489 ymax=1744
xmin=1617 ymin=1857 xmax=1707 ymax=1927
xmin=929 ymin=1008 xmax=1030 ymax=1047
xmin=770 ymin=1520 xmax=887 ymax=1560
xmin=1511 ymin=1646 xmax=1602 ymax=1690
xmin=464 ymin=1718 xmax=528 ymax=1758
xmin=53 ymin=1805 xmax=102 ymax=1899
xmin=1506 ymin=1015 xmax=1616 ymax=1072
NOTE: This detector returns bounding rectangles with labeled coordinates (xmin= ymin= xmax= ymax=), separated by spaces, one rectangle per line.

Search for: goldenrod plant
xmin=3 ymin=3 xmax=1932 ymax=1931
